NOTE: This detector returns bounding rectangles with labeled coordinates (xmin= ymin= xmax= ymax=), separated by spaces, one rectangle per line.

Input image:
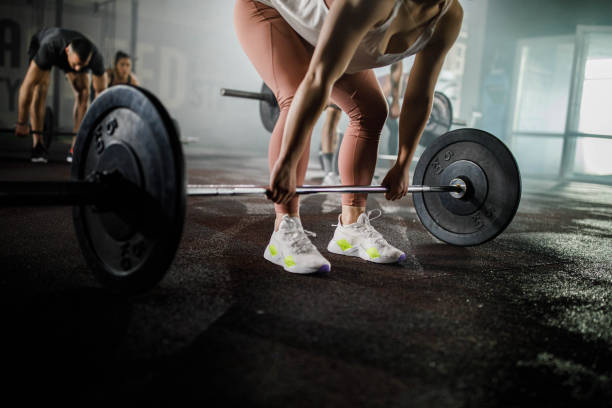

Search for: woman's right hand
xmin=267 ymin=157 xmax=297 ymax=205
xmin=15 ymin=122 xmax=30 ymax=138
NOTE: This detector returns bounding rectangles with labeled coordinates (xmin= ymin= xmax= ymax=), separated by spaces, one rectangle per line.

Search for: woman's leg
xmin=330 ymin=69 xmax=389 ymax=224
xmin=327 ymin=70 xmax=405 ymax=263
xmin=234 ymin=0 xmax=314 ymax=228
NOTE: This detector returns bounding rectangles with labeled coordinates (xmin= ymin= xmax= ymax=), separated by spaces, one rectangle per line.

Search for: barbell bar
xmin=0 ymin=86 xmax=521 ymax=295
xmin=186 ymin=183 xmax=464 ymax=196
xmin=220 ymin=87 xmax=276 ymax=104
xmin=1 ymin=180 xmax=466 ymax=204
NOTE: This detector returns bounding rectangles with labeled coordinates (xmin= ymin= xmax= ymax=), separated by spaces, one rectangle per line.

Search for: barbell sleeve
xmin=219 ymin=87 xmax=337 ymax=111
xmin=186 ymin=184 xmax=464 ymax=196
xmin=220 ymin=88 xmax=273 ymax=103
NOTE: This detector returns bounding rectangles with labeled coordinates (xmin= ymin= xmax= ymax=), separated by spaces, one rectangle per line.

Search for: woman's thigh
xmin=233 ymin=0 xmax=314 ymax=106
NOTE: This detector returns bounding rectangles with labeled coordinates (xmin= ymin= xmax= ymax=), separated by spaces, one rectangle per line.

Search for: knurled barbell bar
xmin=0 ymin=85 xmax=521 ymax=295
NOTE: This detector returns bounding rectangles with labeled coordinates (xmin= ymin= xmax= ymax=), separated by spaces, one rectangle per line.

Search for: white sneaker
xmin=327 ymin=209 xmax=406 ymax=263
xmin=264 ymin=215 xmax=331 ymax=274
xmin=322 ymin=172 xmax=341 ymax=186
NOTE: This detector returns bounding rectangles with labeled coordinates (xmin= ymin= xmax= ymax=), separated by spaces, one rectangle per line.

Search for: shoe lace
xmin=338 ymin=209 xmax=387 ymax=246
xmin=281 ymin=219 xmax=317 ymax=255
xmin=288 ymin=229 xmax=317 ymax=254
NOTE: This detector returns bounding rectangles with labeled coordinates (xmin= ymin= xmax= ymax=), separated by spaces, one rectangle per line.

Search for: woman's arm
xmin=396 ymin=0 xmax=463 ymax=169
xmin=381 ymin=0 xmax=463 ymax=201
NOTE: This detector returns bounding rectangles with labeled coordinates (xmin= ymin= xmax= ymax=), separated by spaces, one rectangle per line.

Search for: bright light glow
xmin=513 ymin=40 xmax=574 ymax=134
xmin=574 ymin=138 xmax=612 ymax=176
xmin=578 ymin=58 xmax=612 ymax=136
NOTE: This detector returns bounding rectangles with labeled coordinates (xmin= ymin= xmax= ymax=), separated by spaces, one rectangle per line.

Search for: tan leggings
xmin=234 ymin=0 xmax=388 ymax=214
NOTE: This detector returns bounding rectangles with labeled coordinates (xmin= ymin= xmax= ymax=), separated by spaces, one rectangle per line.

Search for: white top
xmin=255 ymin=0 xmax=452 ymax=73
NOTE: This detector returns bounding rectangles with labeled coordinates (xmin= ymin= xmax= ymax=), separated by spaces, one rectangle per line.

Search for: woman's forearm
xmin=396 ymin=96 xmax=432 ymax=170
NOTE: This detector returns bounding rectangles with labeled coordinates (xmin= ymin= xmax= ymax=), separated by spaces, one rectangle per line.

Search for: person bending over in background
xmin=234 ymin=0 xmax=462 ymax=274
xmin=320 ymin=103 xmax=342 ymax=185
xmin=16 ymin=27 xmax=107 ymax=163
xmin=382 ymin=60 xmax=405 ymax=155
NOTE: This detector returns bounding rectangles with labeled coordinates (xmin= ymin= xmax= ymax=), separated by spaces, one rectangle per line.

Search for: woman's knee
xmin=276 ymin=93 xmax=294 ymax=110
xmin=349 ymin=96 xmax=388 ymax=131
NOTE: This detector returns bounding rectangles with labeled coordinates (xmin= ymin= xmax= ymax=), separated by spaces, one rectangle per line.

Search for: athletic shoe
xmin=327 ymin=209 xmax=406 ymax=263
xmin=322 ymin=172 xmax=341 ymax=186
xmin=30 ymin=143 xmax=48 ymax=163
xmin=264 ymin=215 xmax=331 ymax=274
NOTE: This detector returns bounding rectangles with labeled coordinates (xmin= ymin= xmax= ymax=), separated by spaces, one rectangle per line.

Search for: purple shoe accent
xmin=318 ymin=264 xmax=330 ymax=273
xmin=398 ymin=254 xmax=406 ymax=262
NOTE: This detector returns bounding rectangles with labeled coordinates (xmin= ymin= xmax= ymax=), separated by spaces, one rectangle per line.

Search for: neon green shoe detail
xmin=284 ymin=255 xmax=296 ymax=267
xmin=366 ymin=247 xmax=380 ymax=259
xmin=337 ymin=239 xmax=353 ymax=251
xmin=269 ymin=245 xmax=278 ymax=256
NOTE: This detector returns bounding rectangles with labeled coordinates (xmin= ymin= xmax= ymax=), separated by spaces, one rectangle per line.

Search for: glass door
xmin=561 ymin=26 xmax=612 ymax=183
xmin=507 ymin=35 xmax=575 ymax=177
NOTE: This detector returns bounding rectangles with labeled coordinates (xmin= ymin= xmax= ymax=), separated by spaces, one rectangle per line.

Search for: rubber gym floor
xmin=1 ymin=140 xmax=611 ymax=407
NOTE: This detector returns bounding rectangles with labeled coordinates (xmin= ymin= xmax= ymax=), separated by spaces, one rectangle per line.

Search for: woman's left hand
xmin=381 ymin=163 xmax=411 ymax=201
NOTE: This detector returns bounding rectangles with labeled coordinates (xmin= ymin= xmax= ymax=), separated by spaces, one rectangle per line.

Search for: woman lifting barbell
xmin=234 ymin=0 xmax=463 ymax=274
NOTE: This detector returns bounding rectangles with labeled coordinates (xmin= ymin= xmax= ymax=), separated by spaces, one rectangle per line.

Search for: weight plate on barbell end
xmin=71 ymin=85 xmax=186 ymax=294
xmin=259 ymin=82 xmax=280 ymax=133
xmin=419 ymin=91 xmax=453 ymax=148
xmin=412 ymin=128 xmax=521 ymax=246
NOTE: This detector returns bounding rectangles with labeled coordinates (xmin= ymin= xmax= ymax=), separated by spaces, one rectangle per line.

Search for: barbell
xmin=220 ymin=82 xmax=464 ymax=148
xmin=0 ymin=106 xmax=76 ymax=150
xmin=0 ymin=85 xmax=521 ymax=294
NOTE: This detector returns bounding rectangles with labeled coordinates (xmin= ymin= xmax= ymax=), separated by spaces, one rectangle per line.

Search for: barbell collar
xmin=186 ymin=184 xmax=463 ymax=196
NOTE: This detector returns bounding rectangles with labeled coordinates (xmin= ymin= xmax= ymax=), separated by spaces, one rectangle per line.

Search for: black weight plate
xmin=72 ymin=85 xmax=185 ymax=294
xmin=172 ymin=117 xmax=181 ymax=139
xmin=259 ymin=82 xmax=280 ymax=133
xmin=413 ymin=128 xmax=521 ymax=246
xmin=420 ymin=91 xmax=453 ymax=148
xmin=42 ymin=106 xmax=54 ymax=150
